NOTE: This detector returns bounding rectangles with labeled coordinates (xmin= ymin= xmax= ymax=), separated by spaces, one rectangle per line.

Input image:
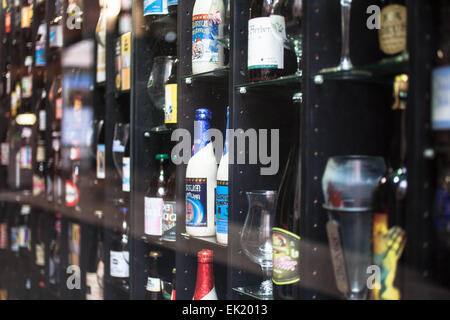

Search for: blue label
xmin=192 ymin=13 xmax=221 ymax=65
xmin=144 ymin=0 xmax=167 ymax=15
xmin=122 ymin=157 xmax=130 ymax=192
xmin=35 ymin=44 xmax=46 ymax=67
xmin=192 ymin=120 xmax=211 ymax=157
xmin=432 ymin=66 xmax=450 ymax=130
xmin=186 ymin=178 xmax=207 ymax=227
xmin=436 ymin=188 xmax=450 ymax=231
xmin=168 ymin=0 xmax=177 ymax=5
xmin=216 ymin=182 xmax=228 ymax=235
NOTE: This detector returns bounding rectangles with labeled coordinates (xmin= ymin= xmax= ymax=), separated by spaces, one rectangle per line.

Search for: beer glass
xmin=322 ymin=156 xmax=386 ymax=300
xmin=147 ymin=56 xmax=175 ymax=110
xmin=240 ymin=191 xmax=277 ymax=299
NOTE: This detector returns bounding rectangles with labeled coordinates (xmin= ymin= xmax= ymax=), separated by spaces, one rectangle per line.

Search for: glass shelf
xmin=236 ymin=74 xmax=302 ymax=93
xmin=141 ymin=236 xmax=176 ymax=251
xmin=180 ymin=232 xmax=228 ymax=249
xmin=232 ymin=287 xmax=274 ymax=301
xmin=314 ymin=55 xmax=409 ymax=84
xmin=183 ymin=66 xmax=229 ymax=84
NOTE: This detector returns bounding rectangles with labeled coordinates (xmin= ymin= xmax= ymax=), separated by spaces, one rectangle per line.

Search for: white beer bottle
xmin=186 ymin=109 xmax=217 ymax=237
xmin=192 ymin=0 xmax=225 ymax=74
xmin=216 ymin=107 xmax=229 ymax=245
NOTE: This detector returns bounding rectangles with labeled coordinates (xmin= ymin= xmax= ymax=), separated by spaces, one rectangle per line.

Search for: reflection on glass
xmin=322 ymin=155 xmax=386 ymax=300
xmin=112 ymin=123 xmax=130 ymax=178
xmin=147 ymin=56 xmax=175 ymax=110
xmin=240 ymin=191 xmax=277 ymax=299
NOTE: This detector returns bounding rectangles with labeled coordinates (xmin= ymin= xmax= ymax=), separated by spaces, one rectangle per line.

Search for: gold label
xmin=121 ymin=32 xmax=131 ymax=91
xmin=379 ymin=4 xmax=407 ymax=55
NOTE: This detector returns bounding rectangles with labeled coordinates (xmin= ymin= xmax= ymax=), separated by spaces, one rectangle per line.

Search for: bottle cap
xmin=120 ymin=207 xmax=129 ymax=213
xmin=149 ymin=251 xmax=162 ymax=259
xmin=195 ymin=109 xmax=212 ymax=121
xmin=155 ymin=154 xmax=170 ymax=160
xmin=197 ymin=249 xmax=213 ymax=263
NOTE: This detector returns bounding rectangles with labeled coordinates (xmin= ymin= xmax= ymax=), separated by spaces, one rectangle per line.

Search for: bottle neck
xmin=192 ymin=119 xmax=211 ymax=157
xmin=193 ymin=261 xmax=214 ymax=300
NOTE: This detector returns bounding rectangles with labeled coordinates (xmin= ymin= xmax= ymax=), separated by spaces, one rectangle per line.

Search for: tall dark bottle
xmin=144 ymin=251 xmax=164 ymax=300
xmin=145 ymin=154 xmax=176 ymax=241
xmin=272 ymin=98 xmax=301 ymax=300
xmin=378 ymin=0 xmax=407 ymax=60
xmin=110 ymin=207 xmax=130 ymax=291
xmin=248 ymin=0 xmax=287 ymax=82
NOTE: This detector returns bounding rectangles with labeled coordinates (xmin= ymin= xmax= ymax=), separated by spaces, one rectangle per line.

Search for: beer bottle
xmin=193 ymin=249 xmax=218 ymax=300
xmin=144 ymin=251 xmax=164 ymax=300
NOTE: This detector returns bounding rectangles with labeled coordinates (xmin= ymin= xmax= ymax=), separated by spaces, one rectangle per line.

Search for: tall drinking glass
xmin=239 ymin=191 xmax=277 ymax=299
xmin=322 ymin=156 xmax=386 ymax=300
xmin=319 ymin=0 xmax=370 ymax=77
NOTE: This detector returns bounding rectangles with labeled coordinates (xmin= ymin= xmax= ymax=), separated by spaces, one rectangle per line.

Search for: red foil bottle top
xmin=197 ymin=249 xmax=213 ymax=263
xmin=193 ymin=250 xmax=215 ymax=300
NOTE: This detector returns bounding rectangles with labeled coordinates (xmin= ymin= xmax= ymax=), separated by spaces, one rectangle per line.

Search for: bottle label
xmin=144 ymin=0 xmax=168 ymax=15
xmin=65 ymin=180 xmax=80 ymax=207
xmin=96 ymin=43 xmax=106 ymax=83
xmin=215 ymin=181 xmax=228 ymax=235
xmin=35 ymin=243 xmax=45 ymax=266
xmin=0 ymin=223 xmax=8 ymax=250
xmin=21 ymin=75 xmax=32 ymax=98
xmin=248 ymin=16 xmax=285 ymax=70
xmin=36 ymin=144 xmax=46 ymax=162
xmin=121 ymin=32 xmax=131 ymax=91
xmin=146 ymin=277 xmax=161 ymax=292
xmin=162 ymin=201 xmax=176 ymax=241
xmin=55 ymin=97 xmax=63 ymax=120
xmin=1 ymin=143 xmax=9 ymax=166
xmin=18 ymin=226 xmax=30 ymax=249
xmin=96 ymin=144 xmax=106 ymax=180
xmin=144 ymin=197 xmax=163 ymax=236
xmin=86 ymin=264 xmax=104 ymax=301
xmin=115 ymin=38 xmax=121 ymax=90
xmin=122 ymin=157 xmax=131 ymax=192
xmin=432 ymin=66 xmax=450 ymax=130
xmin=164 ymin=83 xmax=177 ymax=124
xmin=20 ymin=146 xmax=32 ymax=169
xmin=21 ymin=6 xmax=32 ymax=29
xmin=272 ymin=227 xmax=300 ymax=285
xmin=192 ymin=13 xmax=221 ymax=67
xmin=35 ymin=24 xmax=47 ymax=66
xmin=186 ymin=178 xmax=208 ymax=227
xmin=33 ymin=174 xmax=45 ymax=196
xmin=5 ymin=12 xmax=11 ymax=33
xmin=110 ymin=251 xmax=129 ymax=278
xmin=39 ymin=110 xmax=47 ymax=131
xmin=379 ymin=4 xmax=407 ymax=55
xmin=49 ymin=24 xmax=63 ymax=48
xmin=10 ymin=227 xmax=19 ymax=252
xmin=168 ymin=0 xmax=177 ymax=5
